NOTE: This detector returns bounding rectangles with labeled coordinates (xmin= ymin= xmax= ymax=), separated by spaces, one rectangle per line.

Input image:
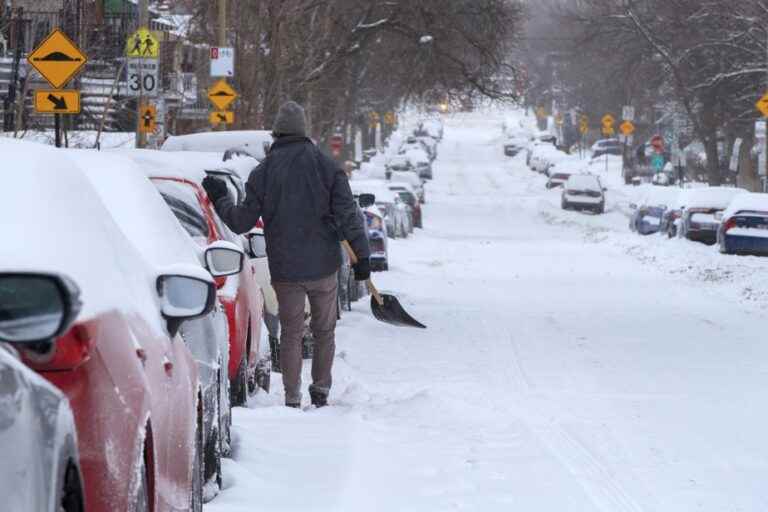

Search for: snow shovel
xmin=341 ymin=241 xmax=426 ymax=329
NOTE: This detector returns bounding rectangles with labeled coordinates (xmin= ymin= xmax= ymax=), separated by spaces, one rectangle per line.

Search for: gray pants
xmin=272 ymin=273 xmax=338 ymax=405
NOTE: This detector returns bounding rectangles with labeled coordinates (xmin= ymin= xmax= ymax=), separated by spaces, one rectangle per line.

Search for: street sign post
xmin=756 ymin=120 xmax=767 ymax=179
xmin=27 ymin=28 xmax=88 ymax=147
xmin=34 ymin=90 xmax=80 ymax=114
xmin=139 ymin=103 xmax=157 ymax=134
xmin=209 ymin=111 xmax=234 ymax=126
xmin=601 ymin=114 xmax=615 ymax=137
xmin=208 ymin=79 xmax=238 ymax=111
xmin=210 ymin=47 xmax=235 ymax=77
xmin=622 ymin=105 xmax=635 ymax=122
xmin=126 ymin=28 xmax=160 ymax=59
xmin=28 ymin=29 xmax=87 ymax=89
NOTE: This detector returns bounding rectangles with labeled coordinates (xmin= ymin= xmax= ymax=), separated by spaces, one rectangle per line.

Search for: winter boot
xmin=309 ymin=389 xmax=328 ymax=408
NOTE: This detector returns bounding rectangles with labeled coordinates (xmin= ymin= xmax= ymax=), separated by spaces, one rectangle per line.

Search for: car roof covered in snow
xmin=678 ymin=187 xmax=746 ymax=210
xmin=114 ymin=148 xmax=257 ymax=184
xmin=0 ymin=138 xmax=175 ymax=326
xmin=74 ymin=150 xmax=203 ymax=271
xmin=350 ymin=180 xmax=399 ymax=202
xmin=566 ymin=173 xmax=601 ymax=190
xmin=723 ymin=192 xmax=768 ymax=219
xmin=161 ymin=130 xmax=273 ymax=160
xmin=635 ymin=185 xmax=680 ymax=208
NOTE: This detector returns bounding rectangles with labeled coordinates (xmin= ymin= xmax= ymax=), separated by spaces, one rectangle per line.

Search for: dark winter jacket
xmin=212 ymin=135 xmax=371 ymax=282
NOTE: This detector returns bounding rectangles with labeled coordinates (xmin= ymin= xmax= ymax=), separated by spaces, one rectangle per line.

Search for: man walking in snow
xmin=202 ymin=101 xmax=371 ymax=408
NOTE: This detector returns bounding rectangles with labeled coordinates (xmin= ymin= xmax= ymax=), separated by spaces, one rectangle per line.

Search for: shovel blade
xmin=371 ymin=293 xmax=426 ymax=329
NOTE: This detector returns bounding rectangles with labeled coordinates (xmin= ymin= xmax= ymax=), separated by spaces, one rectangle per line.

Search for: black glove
xmin=353 ymin=257 xmax=371 ymax=281
xmin=202 ymin=176 xmax=228 ymax=202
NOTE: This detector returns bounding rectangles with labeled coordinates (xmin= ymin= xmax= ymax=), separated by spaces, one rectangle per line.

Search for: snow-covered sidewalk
xmin=208 ymin=111 xmax=768 ymax=511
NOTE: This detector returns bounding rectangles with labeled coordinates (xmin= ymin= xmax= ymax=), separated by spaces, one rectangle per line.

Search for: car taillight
xmin=722 ymin=218 xmax=737 ymax=233
xmin=22 ymin=324 xmax=94 ymax=371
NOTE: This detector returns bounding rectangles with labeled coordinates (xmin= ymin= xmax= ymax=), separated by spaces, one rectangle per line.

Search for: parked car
xmin=404 ymin=147 xmax=433 ymax=179
xmin=78 ymin=150 xmax=240 ymax=494
xmin=389 ymin=183 xmax=423 ymax=228
xmin=400 ymin=136 xmax=434 ymax=161
xmin=389 ymin=169 xmax=425 ymax=203
xmin=162 ymin=130 xmax=273 ymax=161
xmin=546 ymin=159 xmax=582 ymax=188
xmin=529 ymin=144 xmax=565 ymax=175
xmin=416 ymin=118 xmax=443 ymax=141
xmin=718 ymin=193 xmax=768 ymax=255
xmin=0 ymin=292 xmax=84 ymax=512
xmin=562 ymin=174 xmax=606 ymax=213
xmin=351 ymin=181 xmax=410 ymax=238
xmin=504 ymin=135 xmax=528 ymax=157
xmin=629 ymin=186 xmax=679 ymax=235
xmin=591 ymin=138 xmax=623 ymax=159
xmin=2 ymin=141 xmax=212 ymax=512
xmin=124 ymin=150 xmax=267 ymax=406
xmin=660 ymin=192 xmax=689 ymax=238
xmin=526 ymin=133 xmax=557 ymax=167
xmin=414 ymin=135 xmax=439 ymax=161
xmin=361 ymin=202 xmax=389 ymax=272
xmin=678 ymin=187 xmax=746 ymax=245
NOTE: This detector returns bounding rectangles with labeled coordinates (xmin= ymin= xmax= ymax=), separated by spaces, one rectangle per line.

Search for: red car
xmin=2 ymin=140 xmax=213 ymax=511
xmin=149 ymin=174 xmax=266 ymax=405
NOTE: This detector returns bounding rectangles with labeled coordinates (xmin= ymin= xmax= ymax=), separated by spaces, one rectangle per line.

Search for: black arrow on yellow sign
xmin=47 ymin=93 xmax=68 ymax=110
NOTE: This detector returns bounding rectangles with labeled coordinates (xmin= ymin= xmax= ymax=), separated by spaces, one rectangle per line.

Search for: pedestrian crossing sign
xmin=126 ymin=28 xmax=159 ymax=59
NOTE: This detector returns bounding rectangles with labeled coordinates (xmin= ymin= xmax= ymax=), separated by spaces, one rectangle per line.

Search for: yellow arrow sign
xmin=384 ymin=112 xmax=396 ymax=125
xmin=757 ymin=92 xmax=768 ymax=118
xmin=536 ymin=107 xmax=547 ymax=119
xmin=602 ymin=126 xmax=615 ymax=136
xmin=34 ymin=90 xmax=81 ymax=114
xmin=210 ymin=111 xmax=235 ymax=126
xmin=28 ymin=29 xmax=87 ymax=89
xmin=126 ymin=28 xmax=160 ymax=59
xmin=208 ymin=79 xmax=238 ymax=111
xmin=139 ymin=103 xmax=157 ymax=134
xmin=620 ymin=120 xmax=635 ymax=136
xmin=579 ymin=122 xmax=589 ymax=135
xmin=601 ymin=114 xmax=615 ymax=127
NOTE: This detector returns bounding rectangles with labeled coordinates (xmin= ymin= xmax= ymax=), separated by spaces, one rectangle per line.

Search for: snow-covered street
xmin=209 ymin=112 xmax=768 ymax=511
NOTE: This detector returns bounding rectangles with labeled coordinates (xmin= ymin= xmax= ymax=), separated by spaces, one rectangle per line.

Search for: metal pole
xmin=135 ymin=0 xmax=148 ymax=149
xmin=54 ymin=114 xmax=62 ymax=148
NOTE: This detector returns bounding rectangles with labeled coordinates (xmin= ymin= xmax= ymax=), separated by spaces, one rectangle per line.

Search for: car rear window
xmin=153 ymin=181 xmax=209 ymax=239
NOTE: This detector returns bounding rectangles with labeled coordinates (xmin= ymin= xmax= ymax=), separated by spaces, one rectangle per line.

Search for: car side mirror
xmin=246 ymin=232 xmax=267 ymax=259
xmin=0 ymin=273 xmax=82 ymax=351
xmin=156 ymin=268 xmax=216 ymax=337
xmin=603 ymin=187 xmax=608 ymax=192
xmin=358 ymin=193 xmax=376 ymax=208
xmin=629 ymin=203 xmax=638 ymax=210
xmin=204 ymin=241 xmax=245 ymax=277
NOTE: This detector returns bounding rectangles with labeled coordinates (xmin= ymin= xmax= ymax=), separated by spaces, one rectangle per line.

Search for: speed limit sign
xmin=122 ymin=58 xmax=159 ymax=97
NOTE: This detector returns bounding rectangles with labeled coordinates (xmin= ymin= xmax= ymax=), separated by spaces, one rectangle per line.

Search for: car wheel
xmin=134 ymin=449 xmax=150 ymax=512
xmin=561 ymin=200 xmax=569 ymax=210
xmin=230 ymin=356 xmax=247 ymax=406
xmin=191 ymin=416 xmax=204 ymax=512
xmin=61 ymin=461 xmax=85 ymax=512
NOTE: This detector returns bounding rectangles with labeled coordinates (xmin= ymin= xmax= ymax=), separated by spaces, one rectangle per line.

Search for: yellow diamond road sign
xmin=28 ymin=29 xmax=87 ymax=89
xmin=601 ymin=114 xmax=615 ymax=127
xmin=757 ymin=92 xmax=768 ymax=118
xmin=126 ymin=28 xmax=160 ymax=59
xmin=34 ymin=90 xmax=81 ymax=114
xmin=620 ymin=120 xmax=635 ymax=136
xmin=208 ymin=79 xmax=238 ymax=111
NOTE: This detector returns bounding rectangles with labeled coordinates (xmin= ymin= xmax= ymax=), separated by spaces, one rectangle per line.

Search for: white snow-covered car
xmin=390 ymin=169 xmax=425 ymax=203
xmin=546 ymin=157 xmax=585 ymax=188
xmin=530 ymin=144 xmax=568 ymax=175
xmin=562 ymin=174 xmax=606 ymax=213
xmin=718 ymin=192 xmax=768 ymax=255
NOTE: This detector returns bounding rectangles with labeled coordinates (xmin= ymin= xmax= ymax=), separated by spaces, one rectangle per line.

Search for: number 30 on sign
xmin=121 ymin=59 xmax=159 ymax=97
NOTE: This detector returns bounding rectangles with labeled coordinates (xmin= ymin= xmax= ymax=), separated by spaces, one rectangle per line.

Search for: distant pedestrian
xmin=202 ymin=101 xmax=371 ymax=408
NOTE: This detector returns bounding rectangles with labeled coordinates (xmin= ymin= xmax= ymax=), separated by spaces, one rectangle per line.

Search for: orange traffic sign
xmin=536 ymin=106 xmax=547 ymax=119
xmin=34 ymin=90 xmax=81 ymax=114
xmin=620 ymin=120 xmax=635 ymax=136
xmin=602 ymin=126 xmax=615 ymax=137
xmin=384 ymin=112 xmax=396 ymax=125
xmin=757 ymin=92 xmax=768 ymax=118
xmin=601 ymin=114 xmax=615 ymax=127
xmin=28 ymin=29 xmax=87 ymax=89
xmin=139 ymin=103 xmax=157 ymax=134
xmin=579 ymin=122 xmax=589 ymax=135
xmin=210 ymin=111 xmax=235 ymax=126
xmin=555 ymin=113 xmax=563 ymax=126
xmin=208 ymin=79 xmax=238 ymax=111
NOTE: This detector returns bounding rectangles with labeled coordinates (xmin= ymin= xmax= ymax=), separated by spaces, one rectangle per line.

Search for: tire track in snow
xmin=534 ymin=423 xmax=646 ymax=512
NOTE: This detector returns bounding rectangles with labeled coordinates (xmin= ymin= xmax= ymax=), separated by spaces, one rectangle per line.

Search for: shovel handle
xmin=341 ymin=240 xmax=384 ymax=306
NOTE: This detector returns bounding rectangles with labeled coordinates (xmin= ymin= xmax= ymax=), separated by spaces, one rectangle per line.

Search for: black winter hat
xmin=273 ymin=101 xmax=307 ymax=137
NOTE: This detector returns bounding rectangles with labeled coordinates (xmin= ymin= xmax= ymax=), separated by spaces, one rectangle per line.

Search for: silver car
xmin=0 ymin=272 xmax=85 ymax=512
